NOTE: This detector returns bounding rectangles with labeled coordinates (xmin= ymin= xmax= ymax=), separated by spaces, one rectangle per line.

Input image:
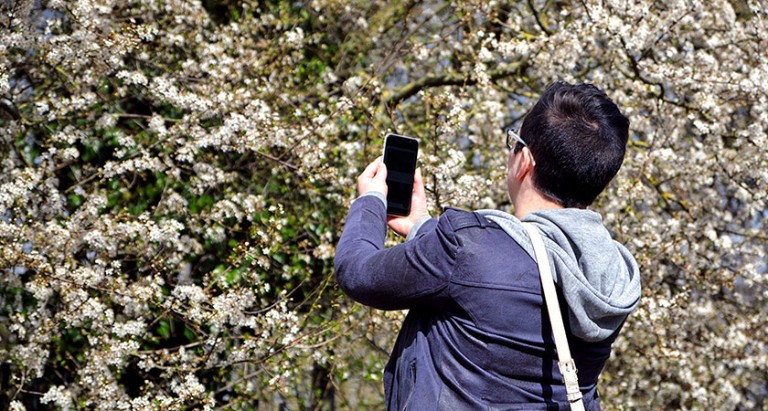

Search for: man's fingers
xmin=360 ymin=156 xmax=383 ymax=179
xmin=373 ymin=159 xmax=388 ymax=181
xmin=413 ymin=168 xmax=425 ymax=196
xmin=357 ymin=156 xmax=389 ymax=196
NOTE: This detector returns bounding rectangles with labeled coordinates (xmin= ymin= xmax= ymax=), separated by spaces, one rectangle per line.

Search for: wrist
xmin=404 ymin=214 xmax=432 ymax=241
xmin=359 ymin=191 xmax=386 ymax=207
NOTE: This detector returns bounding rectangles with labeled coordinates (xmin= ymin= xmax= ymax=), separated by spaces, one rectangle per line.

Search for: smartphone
xmin=383 ymin=134 xmax=419 ymax=216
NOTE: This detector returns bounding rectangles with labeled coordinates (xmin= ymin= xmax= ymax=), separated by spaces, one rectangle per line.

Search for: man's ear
xmin=514 ymin=147 xmax=536 ymax=180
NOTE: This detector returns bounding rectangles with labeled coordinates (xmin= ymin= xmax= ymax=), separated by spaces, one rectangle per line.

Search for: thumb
xmin=361 ymin=156 xmax=383 ymax=179
xmin=373 ymin=160 xmax=388 ymax=182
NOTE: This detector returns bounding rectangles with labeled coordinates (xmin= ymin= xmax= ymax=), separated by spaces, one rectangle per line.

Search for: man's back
xmin=336 ymin=200 xmax=629 ymax=410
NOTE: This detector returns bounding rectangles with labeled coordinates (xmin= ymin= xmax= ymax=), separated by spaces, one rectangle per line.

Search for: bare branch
xmin=385 ymin=61 xmax=525 ymax=106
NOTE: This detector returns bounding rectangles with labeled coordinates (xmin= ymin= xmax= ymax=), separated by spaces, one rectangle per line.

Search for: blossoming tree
xmin=0 ymin=0 xmax=766 ymax=409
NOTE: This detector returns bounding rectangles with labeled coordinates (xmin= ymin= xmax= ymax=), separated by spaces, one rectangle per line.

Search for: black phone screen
xmin=383 ymin=134 xmax=419 ymax=216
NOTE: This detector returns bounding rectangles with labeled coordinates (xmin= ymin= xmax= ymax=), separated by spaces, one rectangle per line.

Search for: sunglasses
xmin=506 ymin=128 xmax=527 ymax=153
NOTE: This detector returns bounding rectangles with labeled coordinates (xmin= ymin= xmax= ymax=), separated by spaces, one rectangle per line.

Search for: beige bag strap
xmin=522 ymin=223 xmax=585 ymax=411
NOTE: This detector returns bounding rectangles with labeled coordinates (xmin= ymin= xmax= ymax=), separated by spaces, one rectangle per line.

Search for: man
xmin=334 ymin=82 xmax=642 ymax=410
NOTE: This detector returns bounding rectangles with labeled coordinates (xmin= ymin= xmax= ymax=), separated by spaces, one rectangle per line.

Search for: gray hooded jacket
xmin=477 ymin=208 xmax=642 ymax=342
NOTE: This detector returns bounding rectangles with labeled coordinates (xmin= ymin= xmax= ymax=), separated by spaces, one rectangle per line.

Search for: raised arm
xmin=334 ymin=194 xmax=453 ymax=310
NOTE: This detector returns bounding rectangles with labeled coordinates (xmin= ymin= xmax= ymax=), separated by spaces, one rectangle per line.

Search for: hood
xmin=477 ymin=208 xmax=642 ymax=342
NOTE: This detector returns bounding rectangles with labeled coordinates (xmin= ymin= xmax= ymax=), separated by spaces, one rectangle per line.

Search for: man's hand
xmin=387 ymin=168 xmax=429 ymax=237
xmin=357 ymin=156 xmax=388 ymax=196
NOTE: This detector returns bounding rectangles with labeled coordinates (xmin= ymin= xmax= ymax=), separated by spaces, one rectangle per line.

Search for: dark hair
xmin=519 ymin=81 xmax=630 ymax=208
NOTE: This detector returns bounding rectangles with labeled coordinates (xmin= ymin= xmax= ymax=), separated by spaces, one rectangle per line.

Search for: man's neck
xmin=513 ymin=191 xmax=563 ymax=219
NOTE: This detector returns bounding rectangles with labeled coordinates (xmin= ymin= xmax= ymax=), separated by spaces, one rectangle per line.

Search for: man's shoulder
xmin=439 ymin=207 xmax=500 ymax=232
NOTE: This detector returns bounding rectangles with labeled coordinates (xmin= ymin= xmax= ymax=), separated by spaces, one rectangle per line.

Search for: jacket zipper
xmin=403 ymin=362 xmax=416 ymax=411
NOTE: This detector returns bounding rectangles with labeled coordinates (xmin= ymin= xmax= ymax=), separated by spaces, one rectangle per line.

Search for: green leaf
xmin=68 ymin=193 xmax=84 ymax=208
xmin=156 ymin=321 xmax=170 ymax=339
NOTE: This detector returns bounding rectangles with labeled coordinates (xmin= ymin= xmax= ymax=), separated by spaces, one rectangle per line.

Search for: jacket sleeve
xmin=334 ymin=195 xmax=457 ymax=310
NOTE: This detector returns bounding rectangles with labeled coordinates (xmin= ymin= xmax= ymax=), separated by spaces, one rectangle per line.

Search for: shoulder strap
xmin=522 ymin=223 xmax=585 ymax=411
xmin=443 ymin=208 xmax=491 ymax=231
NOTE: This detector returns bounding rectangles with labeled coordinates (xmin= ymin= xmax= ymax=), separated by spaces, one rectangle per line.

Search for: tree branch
xmin=527 ymin=0 xmax=554 ymax=36
xmin=385 ymin=61 xmax=525 ymax=106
